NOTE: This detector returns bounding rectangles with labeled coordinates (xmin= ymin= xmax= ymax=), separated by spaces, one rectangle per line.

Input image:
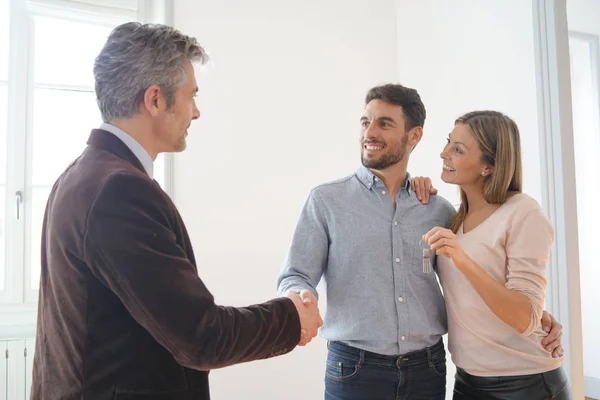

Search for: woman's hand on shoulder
xmin=410 ymin=176 xmax=438 ymax=205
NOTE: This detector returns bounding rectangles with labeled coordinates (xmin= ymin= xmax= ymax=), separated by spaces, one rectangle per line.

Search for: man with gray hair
xmin=31 ymin=22 xmax=322 ymax=399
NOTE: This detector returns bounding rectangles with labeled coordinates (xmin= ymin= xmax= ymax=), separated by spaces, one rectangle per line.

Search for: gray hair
xmin=94 ymin=22 xmax=208 ymax=122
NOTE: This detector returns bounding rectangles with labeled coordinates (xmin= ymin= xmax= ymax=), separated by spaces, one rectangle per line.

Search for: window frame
xmin=532 ymin=0 xmax=585 ymax=397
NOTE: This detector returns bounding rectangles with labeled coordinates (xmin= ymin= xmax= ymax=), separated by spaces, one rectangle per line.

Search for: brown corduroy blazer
xmin=30 ymin=129 xmax=300 ymax=399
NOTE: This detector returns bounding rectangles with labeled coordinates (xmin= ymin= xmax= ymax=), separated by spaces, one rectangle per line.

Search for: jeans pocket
xmin=325 ymin=350 xmax=361 ymax=382
xmin=430 ymin=354 xmax=447 ymax=377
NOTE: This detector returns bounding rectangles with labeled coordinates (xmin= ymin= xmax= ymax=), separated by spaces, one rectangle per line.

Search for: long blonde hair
xmin=450 ymin=111 xmax=522 ymax=233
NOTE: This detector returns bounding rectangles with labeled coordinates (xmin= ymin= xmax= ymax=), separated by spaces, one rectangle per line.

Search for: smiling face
xmin=440 ymin=122 xmax=492 ymax=186
xmin=443 ymin=110 xmax=523 ymax=232
xmin=360 ymin=99 xmax=412 ymax=171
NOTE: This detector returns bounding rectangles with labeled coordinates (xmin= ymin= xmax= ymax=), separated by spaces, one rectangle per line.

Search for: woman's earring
xmin=481 ymin=171 xmax=486 ymax=176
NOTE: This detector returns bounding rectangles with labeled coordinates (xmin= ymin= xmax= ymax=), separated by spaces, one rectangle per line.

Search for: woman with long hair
xmin=423 ymin=111 xmax=571 ymax=399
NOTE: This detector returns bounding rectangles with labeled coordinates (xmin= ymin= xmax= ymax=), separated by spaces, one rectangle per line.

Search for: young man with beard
xmin=277 ymin=84 xmax=563 ymax=400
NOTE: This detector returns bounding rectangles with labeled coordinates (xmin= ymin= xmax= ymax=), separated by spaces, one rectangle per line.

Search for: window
xmin=0 ymin=0 xmax=172 ymax=330
xmin=569 ymin=32 xmax=600 ymax=399
xmin=0 ymin=0 xmax=10 ymax=297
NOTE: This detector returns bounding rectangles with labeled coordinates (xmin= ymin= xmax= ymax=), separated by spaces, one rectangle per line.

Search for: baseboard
xmin=585 ymin=376 xmax=600 ymax=399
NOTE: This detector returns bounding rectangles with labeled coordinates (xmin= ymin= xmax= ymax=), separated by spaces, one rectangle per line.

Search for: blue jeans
xmin=324 ymin=339 xmax=446 ymax=400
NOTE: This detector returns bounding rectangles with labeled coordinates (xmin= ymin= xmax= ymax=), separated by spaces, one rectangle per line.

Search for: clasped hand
xmin=287 ymin=290 xmax=323 ymax=346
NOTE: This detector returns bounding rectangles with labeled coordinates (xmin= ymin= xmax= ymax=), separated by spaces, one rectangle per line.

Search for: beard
xmin=361 ymin=134 xmax=408 ymax=170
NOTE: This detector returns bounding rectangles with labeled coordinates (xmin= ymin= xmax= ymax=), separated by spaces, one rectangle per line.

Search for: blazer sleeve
xmin=83 ymin=172 xmax=301 ymax=370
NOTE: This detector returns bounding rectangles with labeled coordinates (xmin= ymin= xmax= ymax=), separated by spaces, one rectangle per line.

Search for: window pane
xmin=29 ymin=187 xmax=51 ymax=290
xmin=0 ymin=187 xmax=5 ymax=291
xmin=0 ymin=85 xmax=7 ymax=184
xmin=31 ymin=88 xmax=101 ymax=186
xmin=569 ymin=36 xmax=600 ymax=390
xmin=0 ymin=84 xmax=6 ymax=292
xmin=154 ymin=154 xmax=165 ymax=189
xmin=33 ymin=16 xmax=113 ymax=86
xmin=0 ymin=0 xmax=8 ymax=81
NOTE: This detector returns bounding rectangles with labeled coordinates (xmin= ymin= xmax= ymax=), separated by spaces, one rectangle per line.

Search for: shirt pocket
xmin=405 ymin=219 xmax=446 ymax=277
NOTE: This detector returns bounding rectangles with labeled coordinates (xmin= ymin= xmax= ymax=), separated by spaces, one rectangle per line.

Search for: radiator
xmin=0 ymin=338 xmax=34 ymax=400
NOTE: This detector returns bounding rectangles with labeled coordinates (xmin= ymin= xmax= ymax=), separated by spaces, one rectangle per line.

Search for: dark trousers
xmin=324 ymin=339 xmax=446 ymax=400
xmin=453 ymin=366 xmax=572 ymax=400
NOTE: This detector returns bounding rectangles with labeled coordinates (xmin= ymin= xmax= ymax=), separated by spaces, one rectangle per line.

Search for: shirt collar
xmin=356 ymin=165 xmax=413 ymax=194
xmin=100 ymin=122 xmax=154 ymax=178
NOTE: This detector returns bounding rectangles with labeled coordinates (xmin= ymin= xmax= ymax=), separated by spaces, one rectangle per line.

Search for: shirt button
xmin=398 ymin=297 xmax=403 ymax=302
xmin=374 ymin=177 xmax=379 ymax=181
xmin=382 ymin=191 xmax=387 ymax=195
xmin=401 ymin=336 xmax=406 ymax=341
xmin=395 ymin=258 xmax=400 ymax=263
xmin=394 ymin=221 xmax=398 ymax=226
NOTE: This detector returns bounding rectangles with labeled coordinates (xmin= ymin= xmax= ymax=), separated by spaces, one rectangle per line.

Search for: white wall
xmin=173 ymin=1 xmax=399 ymax=398
xmin=396 ymin=0 xmax=542 ymax=206
xmin=173 ymin=1 xmax=549 ymax=398
xmin=396 ymin=1 xmax=541 ymax=397
xmin=567 ymin=0 xmax=600 ymax=394
xmin=568 ymin=0 xmax=600 ymax=36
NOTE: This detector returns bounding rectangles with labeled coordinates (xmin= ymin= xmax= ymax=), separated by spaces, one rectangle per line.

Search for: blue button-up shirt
xmin=277 ymin=166 xmax=455 ymax=356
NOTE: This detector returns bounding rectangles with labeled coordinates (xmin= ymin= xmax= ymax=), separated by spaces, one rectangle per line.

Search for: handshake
xmin=287 ymin=290 xmax=323 ymax=346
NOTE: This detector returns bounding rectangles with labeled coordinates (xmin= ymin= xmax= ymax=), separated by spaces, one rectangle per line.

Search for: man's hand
xmin=300 ymin=289 xmax=318 ymax=306
xmin=541 ymin=310 xmax=564 ymax=358
xmin=410 ymin=176 xmax=438 ymax=204
xmin=287 ymin=290 xmax=323 ymax=346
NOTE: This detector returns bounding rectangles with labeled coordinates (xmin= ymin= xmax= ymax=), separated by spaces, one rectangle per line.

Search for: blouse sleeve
xmin=505 ymin=207 xmax=554 ymax=336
